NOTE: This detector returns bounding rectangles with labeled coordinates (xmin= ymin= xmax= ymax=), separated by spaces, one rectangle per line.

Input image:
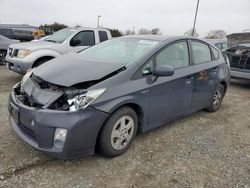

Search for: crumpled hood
xmin=33 ymin=53 xmax=126 ymax=87
xmin=227 ymin=32 xmax=250 ymax=47
xmin=9 ymin=41 xmax=61 ymax=51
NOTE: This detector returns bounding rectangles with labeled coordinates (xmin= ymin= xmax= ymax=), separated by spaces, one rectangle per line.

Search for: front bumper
xmin=6 ymin=56 xmax=33 ymax=74
xmin=8 ymin=84 xmax=109 ymax=159
xmin=230 ymin=68 xmax=250 ymax=80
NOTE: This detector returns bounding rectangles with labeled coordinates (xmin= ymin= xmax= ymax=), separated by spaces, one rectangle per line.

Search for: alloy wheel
xmin=111 ymin=115 xmax=135 ymax=151
xmin=213 ymin=88 xmax=223 ymax=107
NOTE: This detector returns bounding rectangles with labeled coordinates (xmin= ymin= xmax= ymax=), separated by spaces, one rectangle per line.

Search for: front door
xmin=68 ymin=31 xmax=96 ymax=53
xmin=145 ymin=41 xmax=193 ymax=130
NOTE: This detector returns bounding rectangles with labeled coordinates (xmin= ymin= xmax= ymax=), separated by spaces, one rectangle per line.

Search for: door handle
xmin=186 ymin=76 xmax=194 ymax=81
xmin=185 ymin=76 xmax=193 ymax=84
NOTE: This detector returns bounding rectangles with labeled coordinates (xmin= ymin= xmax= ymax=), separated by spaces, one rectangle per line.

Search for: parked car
xmin=0 ymin=35 xmax=19 ymax=65
xmin=224 ymin=32 xmax=250 ymax=79
xmin=205 ymin=39 xmax=228 ymax=50
xmin=8 ymin=36 xmax=230 ymax=159
xmin=6 ymin=28 xmax=112 ymax=74
xmin=31 ymin=35 xmax=50 ymax=42
xmin=0 ymin=28 xmax=34 ymax=42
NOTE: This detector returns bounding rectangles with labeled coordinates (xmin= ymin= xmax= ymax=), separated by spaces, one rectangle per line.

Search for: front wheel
xmin=206 ymin=83 xmax=225 ymax=112
xmin=98 ymin=107 xmax=138 ymax=157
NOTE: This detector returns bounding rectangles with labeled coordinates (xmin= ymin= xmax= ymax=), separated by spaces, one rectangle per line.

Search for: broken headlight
xmin=20 ymin=68 xmax=33 ymax=92
xmin=67 ymin=88 xmax=106 ymax=111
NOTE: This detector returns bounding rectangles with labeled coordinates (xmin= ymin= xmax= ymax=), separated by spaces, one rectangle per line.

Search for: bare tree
xmin=125 ymin=29 xmax=136 ymax=35
xmin=151 ymin=27 xmax=161 ymax=35
xmin=205 ymin=30 xmax=227 ymax=39
xmin=138 ymin=28 xmax=151 ymax=35
xmin=125 ymin=29 xmax=132 ymax=35
xmin=184 ymin=28 xmax=199 ymax=37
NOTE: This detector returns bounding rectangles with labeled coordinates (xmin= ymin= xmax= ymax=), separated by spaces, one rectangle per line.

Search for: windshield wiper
xmin=45 ymin=39 xmax=57 ymax=43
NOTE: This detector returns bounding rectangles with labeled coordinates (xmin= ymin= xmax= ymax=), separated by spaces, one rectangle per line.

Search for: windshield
xmin=79 ymin=38 xmax=160 ymax=64
xmin=45 ymin=28 xmax=74 ymax=43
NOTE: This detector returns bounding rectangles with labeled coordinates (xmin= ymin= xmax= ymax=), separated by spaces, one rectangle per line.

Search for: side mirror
xmin=70 ymin=39 xmax=81 ymax=46
xmin=153 ymin=65 xmax=174 ymax=77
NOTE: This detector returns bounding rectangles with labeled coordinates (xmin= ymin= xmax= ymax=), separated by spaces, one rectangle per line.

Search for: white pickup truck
xmin=6 ymin=28 xmax=112 ymax=74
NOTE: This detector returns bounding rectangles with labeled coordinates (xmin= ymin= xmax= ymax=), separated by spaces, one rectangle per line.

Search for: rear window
xmin=191 ymin=41 xmax=212 ymax=64
xmin=98 ymin=31 xmax=108 ymax=42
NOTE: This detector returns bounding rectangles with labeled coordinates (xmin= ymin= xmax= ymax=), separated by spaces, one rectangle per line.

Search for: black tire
xmin=0 ymin=50 xmax=7 ymax=65
xmin=206 ymin=83 xmax=225 ymax=112
xmin=98 ymin=107 xmax=138 ymax=157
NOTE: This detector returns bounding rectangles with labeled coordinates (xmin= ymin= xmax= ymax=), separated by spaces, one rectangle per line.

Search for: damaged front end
xmin=15 ymin=66 xmax=125 ymax=112
xmin=15 ymin=71 xmax=100 ymax=112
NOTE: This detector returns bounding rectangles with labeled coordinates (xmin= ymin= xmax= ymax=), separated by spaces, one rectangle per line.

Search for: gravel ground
xmin=0 ymin=65 xmax=250 ymax=188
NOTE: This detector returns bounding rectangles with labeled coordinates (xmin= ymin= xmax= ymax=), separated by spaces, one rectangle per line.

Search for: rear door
xmin=190 ymin=40 xmax=218 ymax=110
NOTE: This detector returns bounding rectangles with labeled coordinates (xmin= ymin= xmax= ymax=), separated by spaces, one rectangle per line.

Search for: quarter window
xmin=98 ymin=31 xmax=108 ymax=42
xmin=211 ymin=46 xmax=219 ymax=59
xmin=71 ymin=31 xmax=95 ymax=46
xmin=214 ymin=43 xmax=222 ymax=50
xmin=155 ymin=41 xmax=189 ymax=69
xmin=191 ymin=41 xmax=212 ymax=64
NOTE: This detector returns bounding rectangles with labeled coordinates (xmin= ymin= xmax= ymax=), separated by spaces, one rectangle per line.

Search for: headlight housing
xmin=17 ymin=49 xmax=32 ymax=58
xmin=68 ymin=88 xmax=106 ymax=111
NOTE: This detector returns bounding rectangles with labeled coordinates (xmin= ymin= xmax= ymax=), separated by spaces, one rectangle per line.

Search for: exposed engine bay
xmin=225 ymin=32 xmax=250 ymax=70
xmin=225 ymin=46 xmax=250 ymax=70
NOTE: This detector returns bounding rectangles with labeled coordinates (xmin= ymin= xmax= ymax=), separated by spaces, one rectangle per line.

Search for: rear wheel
xmin=0 ymin=50 xmax=7 ymax=65
xmin=98 ymin=107 xmax=138 ymax=157
xmin=206 ymin=83 xmax=225 ymax=112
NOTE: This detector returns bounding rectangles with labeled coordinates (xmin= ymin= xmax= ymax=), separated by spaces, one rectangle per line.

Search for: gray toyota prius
xmin=8 ymin=35 xmax=230 ymax=159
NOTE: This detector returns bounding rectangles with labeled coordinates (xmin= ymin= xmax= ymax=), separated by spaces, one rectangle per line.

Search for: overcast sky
xmin=1 ymin=0 xmax=250 ymax=37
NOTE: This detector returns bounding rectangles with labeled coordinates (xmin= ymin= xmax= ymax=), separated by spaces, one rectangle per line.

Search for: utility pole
xmin=192 ymin=0 xmax=200 ymax=37
xmin=97 ymin=15 xmax=101 ymax=28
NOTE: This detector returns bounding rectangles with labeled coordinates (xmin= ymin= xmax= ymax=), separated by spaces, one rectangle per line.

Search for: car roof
xmin=227 ymin=32 xmax=250 ymax=37
xmin=204 ymin=39 xmax=227 ymax=42
xmin=204 ymin=39 xmax=228 ymax=44
xmin=67 ymin=27 xmax=110 ymax=32
xmin=121 ymin=35 xmax=204 ymax=42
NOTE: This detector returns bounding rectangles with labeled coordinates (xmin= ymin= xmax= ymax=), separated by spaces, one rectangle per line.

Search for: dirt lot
xmin=0 ymin=65 xmax=250 ymax=188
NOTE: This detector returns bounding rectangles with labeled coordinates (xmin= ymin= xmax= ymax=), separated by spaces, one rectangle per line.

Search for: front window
xmin=70 ymin=31 xmax=95 ymax=46
xmin=155 ymin=41 xmax=189 ymax=69
xmin=45 ymin=28 xmax=74 ymax=43
xmin=78 ymin=38 xmax=160 ymax=65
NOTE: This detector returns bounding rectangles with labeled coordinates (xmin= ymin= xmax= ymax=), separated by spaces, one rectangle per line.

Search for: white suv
xmin=6 ymin=28 xmax=112 ymax=74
